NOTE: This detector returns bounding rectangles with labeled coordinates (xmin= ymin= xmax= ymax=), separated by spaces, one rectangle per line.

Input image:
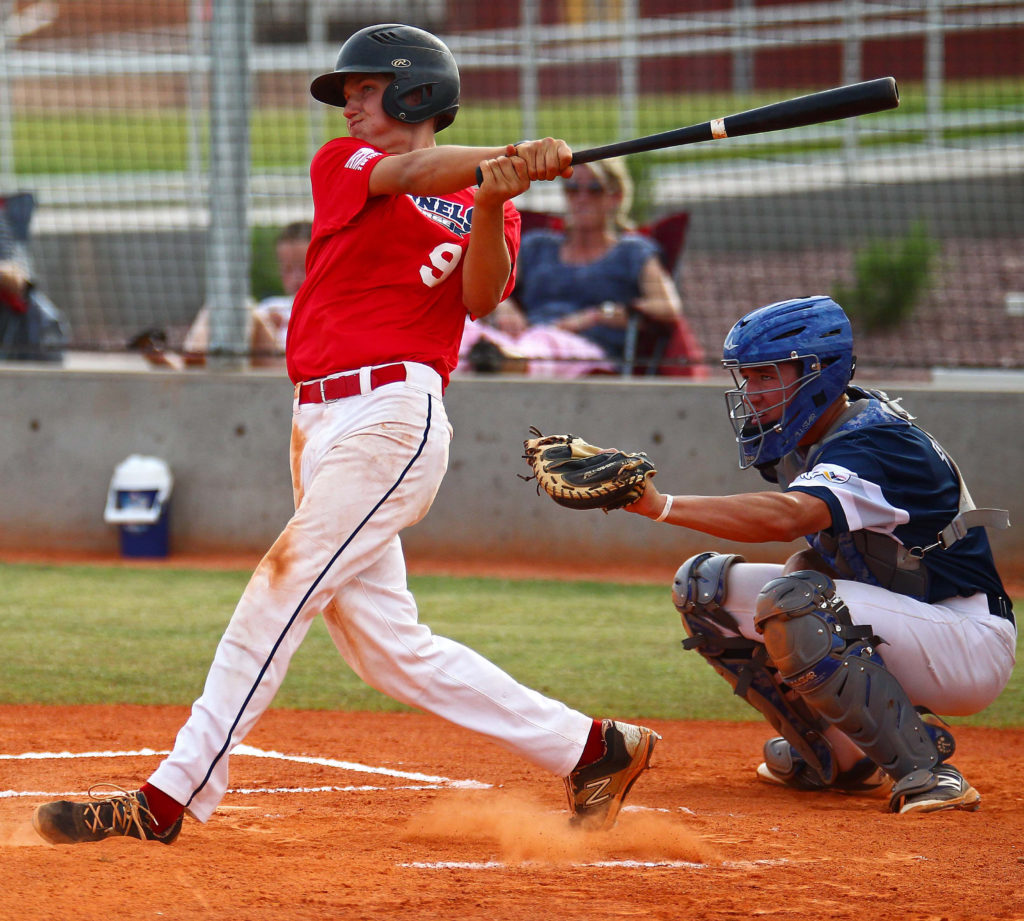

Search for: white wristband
xmin=654 ymin=494 xmax=674 ymax=522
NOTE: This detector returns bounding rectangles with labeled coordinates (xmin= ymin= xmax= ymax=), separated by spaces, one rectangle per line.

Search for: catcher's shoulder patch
xmin=521 ymin=426 xmax=655 ymax=512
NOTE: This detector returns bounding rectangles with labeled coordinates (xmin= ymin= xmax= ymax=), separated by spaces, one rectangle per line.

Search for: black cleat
xmin=32 ymin=785 xmax=182 ymax=845
xmin=893 ymin=764 xmax=981 ymax=814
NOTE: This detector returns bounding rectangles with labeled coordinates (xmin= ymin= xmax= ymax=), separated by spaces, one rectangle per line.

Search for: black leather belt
xmin=298 ymin=363 xmax=407 ymax=404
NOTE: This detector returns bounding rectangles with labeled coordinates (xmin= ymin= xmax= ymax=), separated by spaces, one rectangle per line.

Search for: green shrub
xmin=834 ymin=220 xmax=939 ymax=332
xmin=250 ymin=225 xmax=285 ymax=300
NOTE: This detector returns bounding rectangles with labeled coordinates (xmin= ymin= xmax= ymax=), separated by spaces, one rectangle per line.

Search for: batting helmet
xmin=721 ymin=295 xmax=856 ymax=469
xmin=310 ymin=23 xmax=460 ymax=132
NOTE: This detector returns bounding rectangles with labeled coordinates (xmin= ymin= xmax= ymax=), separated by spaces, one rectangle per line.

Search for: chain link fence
xmin=1 ymin=0 xmax=1022 ymax=373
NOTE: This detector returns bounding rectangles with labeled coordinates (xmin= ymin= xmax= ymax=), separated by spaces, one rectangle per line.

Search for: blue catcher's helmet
xmin=310 ymin=24 xmax=460 ymax=131
xmin=722 ymin=295 xmax=855 ymax=469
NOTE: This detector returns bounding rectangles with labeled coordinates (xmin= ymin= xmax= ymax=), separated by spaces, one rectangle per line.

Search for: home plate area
xmin=3 ymin=741 xmax=716 ymax=868
xmin=3 ymin=706 xmax=1023 ymax=921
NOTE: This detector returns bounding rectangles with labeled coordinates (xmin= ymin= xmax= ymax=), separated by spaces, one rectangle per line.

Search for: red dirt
xmin=2 ymin=551 xmax=1022 ymax=920
xmin=3 ymin=706 xmax=1024 ymax=921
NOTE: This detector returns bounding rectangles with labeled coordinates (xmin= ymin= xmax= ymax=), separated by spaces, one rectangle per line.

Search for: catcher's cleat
xmin=32 ymin=784 xmax=182 ymax=845
xmin=564 ymin=720 xmax=660 ymax=830
xmin=756 ymin=737 xmax=888 ymax=794
xmin=891 ymin=764 xmax=981 ymax=815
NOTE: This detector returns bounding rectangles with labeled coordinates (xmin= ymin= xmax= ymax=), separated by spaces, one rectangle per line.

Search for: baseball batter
xmin=32 ymin=23 xmax=658 ymax=846
xmin=626 ymin=295 xmax=1015 ymax=813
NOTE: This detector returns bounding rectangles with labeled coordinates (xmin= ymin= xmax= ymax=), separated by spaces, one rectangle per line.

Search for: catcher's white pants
xmin=724 ymin=562 xmax=1016 ymax=715
xmin=149 ymin=362 xmax=592 ymax=823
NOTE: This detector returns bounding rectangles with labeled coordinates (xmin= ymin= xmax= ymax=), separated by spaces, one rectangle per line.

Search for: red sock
xmin=140 ymin=782 xmax=184 ymax=834
xmin=575 ymin=719 xmax=607 ymax=769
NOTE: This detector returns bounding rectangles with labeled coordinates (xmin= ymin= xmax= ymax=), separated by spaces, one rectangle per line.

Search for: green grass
xmin=10 ymin=78 xmax=1022 ymax=175
xmin=0 ymin=561 xmax=1019 ymax=728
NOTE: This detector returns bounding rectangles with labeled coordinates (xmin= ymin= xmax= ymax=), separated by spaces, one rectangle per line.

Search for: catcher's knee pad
xmin=674 ymin=553 xmax=837 ymax=782
xmin=672 ymin=551 xmax=745 ymax=633
xmin=754 ymin=571 xmax=939 ymax=780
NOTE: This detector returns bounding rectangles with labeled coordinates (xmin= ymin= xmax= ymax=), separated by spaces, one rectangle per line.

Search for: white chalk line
xmin=401 ymin=858 xmax=792 ymax=871
xmin=0 ymin=744 xmax=491 ymax=799
xmin=2 ymin=747 xmax=756 ymax=872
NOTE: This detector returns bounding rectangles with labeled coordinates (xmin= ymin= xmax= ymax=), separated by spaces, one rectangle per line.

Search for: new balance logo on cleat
xmin=581 ymin=776 xmax=613 ymax=807
xmin=564 ymin=720 xmax=660 ymax=830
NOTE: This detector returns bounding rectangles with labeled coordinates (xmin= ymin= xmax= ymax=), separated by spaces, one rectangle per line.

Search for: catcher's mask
xmin=310 ymin=23 xmax=460 ymax=132
xmin=721 ymin=295 xmax=855 ymax=470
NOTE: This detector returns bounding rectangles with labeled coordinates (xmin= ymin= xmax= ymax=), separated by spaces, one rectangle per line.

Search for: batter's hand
xmin=512 ymin=137 xmax=573 ymax=182
xmin=476 ymin=148 xmax=532 ymax=204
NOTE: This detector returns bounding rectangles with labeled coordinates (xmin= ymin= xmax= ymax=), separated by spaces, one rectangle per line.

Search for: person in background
xmin=459 ymin=158 xmax=691 ymax=377
xmin=248 ymin=220 xmax=313 ymax=355
xmin=0 ymin=192 xmax=69 ymax=363
xmin=136 ymin=221 xmax=312 ymax=369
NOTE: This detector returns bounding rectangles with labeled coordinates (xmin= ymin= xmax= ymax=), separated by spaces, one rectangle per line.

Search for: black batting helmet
xmin=310 ymin=23 xmax=460 ymax=132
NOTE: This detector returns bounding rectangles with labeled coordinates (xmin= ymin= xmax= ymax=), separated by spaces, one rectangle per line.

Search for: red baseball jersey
xmin=286 ymin=137 xmax=521 ymax=386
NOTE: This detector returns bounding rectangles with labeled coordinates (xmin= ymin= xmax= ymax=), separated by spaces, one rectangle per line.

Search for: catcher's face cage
xmin=310 ymin=23 xmax=460 ymax=132
xmin=721 ymin=295 xmax=855 ymax=469
xmin=723 ymin=356 xmax=824 ymax=469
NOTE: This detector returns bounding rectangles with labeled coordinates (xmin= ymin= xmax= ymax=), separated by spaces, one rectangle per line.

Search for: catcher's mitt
xmin=522 ymin=427 xmax=656 ymax=511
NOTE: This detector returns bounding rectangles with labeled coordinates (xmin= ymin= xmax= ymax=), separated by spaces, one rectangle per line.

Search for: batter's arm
xmin=625 ymin=485 xmax=833 ymax=543
xmin=462 ymin=156 xmax=530 ymax=317
xmin=367 ymin=139 xmax=572 ymax=198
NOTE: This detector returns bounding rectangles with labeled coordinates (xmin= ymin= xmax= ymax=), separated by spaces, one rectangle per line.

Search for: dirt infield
xmin=3 ymin=705 xmax=1024 ymax=921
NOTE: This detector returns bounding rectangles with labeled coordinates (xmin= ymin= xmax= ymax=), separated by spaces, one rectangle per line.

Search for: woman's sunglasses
xmin=563 ymin=180 xmax=607 ymax=195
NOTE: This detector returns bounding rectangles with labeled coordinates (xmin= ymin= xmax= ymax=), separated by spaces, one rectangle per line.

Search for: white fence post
xmin=205 ymin=0 xmax=251 ymax=367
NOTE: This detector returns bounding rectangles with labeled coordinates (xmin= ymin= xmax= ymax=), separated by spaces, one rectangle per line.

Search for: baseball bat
xmin=475 ymin=76 xmax=899 ymax=184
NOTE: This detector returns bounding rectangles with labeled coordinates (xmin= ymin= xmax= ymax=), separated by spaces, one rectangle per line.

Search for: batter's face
xmin=342 ymin=74 xmax=415 ymax=151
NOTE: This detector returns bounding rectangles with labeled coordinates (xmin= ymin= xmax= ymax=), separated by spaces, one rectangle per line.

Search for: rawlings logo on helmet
xmin=390 ymin=58 xmax=411 ymax=67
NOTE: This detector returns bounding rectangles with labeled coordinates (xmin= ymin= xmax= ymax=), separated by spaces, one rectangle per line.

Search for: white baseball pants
xmin=149 ymin=362 xmax=591 ymax=822
xmin=724 ymin=562 xmax=1016 ymax=716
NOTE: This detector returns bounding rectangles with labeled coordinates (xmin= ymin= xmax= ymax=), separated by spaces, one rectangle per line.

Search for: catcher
xmin=526 ymin=295 xmax=1015 ymax=814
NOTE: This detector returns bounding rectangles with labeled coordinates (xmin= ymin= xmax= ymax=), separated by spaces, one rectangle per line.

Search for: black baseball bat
xmin=475 ymin=77 xmax=899 ymax=184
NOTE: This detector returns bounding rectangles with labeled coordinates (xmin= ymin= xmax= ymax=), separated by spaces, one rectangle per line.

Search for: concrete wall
xmin=0 ymin=366 xmax=1020 ymax=578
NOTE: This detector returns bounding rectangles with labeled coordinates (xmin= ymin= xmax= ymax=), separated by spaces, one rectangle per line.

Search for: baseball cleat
xmin=892 ymin=764 xmax=981 ymax=814
xmin=756 ymin=736 xmax=889 ymax=794
xmin=564 ymin=719 xmax=660 ymax=830
xmin=32 ymin=784 xmax=182 ymax=845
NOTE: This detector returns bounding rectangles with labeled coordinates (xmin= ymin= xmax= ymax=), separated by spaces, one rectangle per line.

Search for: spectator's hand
xmin=0 ymin=261 xmax=30 ymax=297
xmin=557 ymin=302 xmax=626 ymax=333
xmin=492 ymin=299 xmax=528 ymax=336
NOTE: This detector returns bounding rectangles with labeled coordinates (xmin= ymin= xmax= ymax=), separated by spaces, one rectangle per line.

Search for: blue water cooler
xmin=103 ymin=455 xmax=174 ymax=558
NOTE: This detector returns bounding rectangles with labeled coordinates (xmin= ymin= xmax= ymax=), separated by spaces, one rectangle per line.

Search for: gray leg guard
xmin=673 ymin=552 xmax=838 ymax=783
xmin=754 ymin=571 xmax=940 ymax=788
